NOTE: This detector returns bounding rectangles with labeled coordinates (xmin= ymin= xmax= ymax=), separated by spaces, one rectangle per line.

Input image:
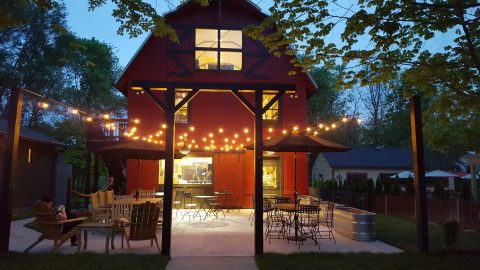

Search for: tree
xmin=360 ymin=79 xmax=392 ymax=147
xmin=244 ymin=0 xmax=480 ymax=153
xmin=0 ymin=0 xmax=209 ymax=41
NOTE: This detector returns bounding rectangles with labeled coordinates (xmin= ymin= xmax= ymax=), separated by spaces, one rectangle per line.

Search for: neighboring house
xmin=104 ymin=0 xmax=317 ymax=207
xmin=0 ymin=119 xmax=70 ymax=211
xmin=312 ymin=147 xmax=455 ymax=183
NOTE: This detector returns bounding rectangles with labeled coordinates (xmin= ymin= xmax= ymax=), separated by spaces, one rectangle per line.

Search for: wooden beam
xmin=144 ymin=89 xmax=168 ymax=113
xmin=84 ymin=148 xmax=92 ymax=209
xmin=0 ymin=87 xmax=23 ymax=253
xmin=132 ymin=80 xmax=296 ymax=92
xmin=409 ymin=95 xmax=429 ymax=253
xmin=93 ymin=154 xmax=99 ymax=192
xmin=230 ymin=89 xmax=255 ymax=114
xmin=174 ymin=89 xmax=199 ymax=113
xmin=161 ymin=88 xmax=175 ymax=257
xmin=254 ymin=90 xmax=264 ymax=255
xmin=261 ymin=89 xmax=286 ymax=114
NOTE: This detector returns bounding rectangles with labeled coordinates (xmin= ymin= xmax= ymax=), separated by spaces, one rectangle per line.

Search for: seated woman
xmin=40 ymin=195 xmax=80 ymax=246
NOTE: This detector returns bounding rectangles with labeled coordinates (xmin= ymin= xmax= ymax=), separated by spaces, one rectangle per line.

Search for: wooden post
xmin=409 ymin=95 xmax=429 ymax=253
xmin=93 ymin=154 xmax=99 ymax=192
xmin=0 ymin=87 xmax=23 ymax=253
xmin=254 ymin=90 xmax=264 ymax=255
xmin=161 ymin=88 xmax=175 ymax=256
xmin=84 ymin=148 xmax=92 ymax=209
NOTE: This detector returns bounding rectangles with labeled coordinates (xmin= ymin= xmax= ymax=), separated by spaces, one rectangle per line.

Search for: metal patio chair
xmin=298 ymin=204 xmax=321 ymax=249
xmin=317 ymin=201 xmax=336 ymax=244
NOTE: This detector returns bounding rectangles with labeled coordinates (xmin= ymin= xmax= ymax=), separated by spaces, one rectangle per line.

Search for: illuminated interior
xmin=158 ymin=157 xmax=213 ymax=185
xmin=195 ymin=28 xmax=242 ymax=70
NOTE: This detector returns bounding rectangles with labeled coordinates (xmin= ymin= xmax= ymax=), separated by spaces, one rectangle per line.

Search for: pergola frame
xmin=133 ymin=81 xmax=289 ymax=256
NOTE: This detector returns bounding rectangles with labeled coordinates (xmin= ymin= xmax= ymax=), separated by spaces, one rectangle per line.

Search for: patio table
xmin=274 ymin=203 xmax=306 ymax=242
xmin=194 ymin=195 xmax=218 ymax=219
xmin=214 ymin=191 xmax=233 ymax=212
xmin=76 ymin=222 xmax=115 ymax=254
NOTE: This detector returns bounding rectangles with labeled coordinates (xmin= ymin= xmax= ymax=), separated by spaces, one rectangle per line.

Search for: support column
xmin=161 ymin=88 xmax=175 ymax=256
xmin=93 ymin=154 xmax=99 ymax=192
xmin=84 ymin=148 xmax=92 ymax=209
xmin=409 ymin=95 xmax=429 ymax=253
xmin=254 ymin=90 xmax=264 ymax=255
xmin=0 ymin=87 xmax=23 ymax=253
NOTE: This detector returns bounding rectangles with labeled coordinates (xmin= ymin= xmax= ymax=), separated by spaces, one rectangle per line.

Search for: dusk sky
xmin=64 ymin=0 xmax=273 ymax=68
xmin=64 ymin=0 xmax=452 ymax=71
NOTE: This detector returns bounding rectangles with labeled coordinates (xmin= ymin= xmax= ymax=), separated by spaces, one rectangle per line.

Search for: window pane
xmin=220 ymin=30 xmax=242 ymax=49
xmin=263 ymin=162 xmax=278 ymax=188
xmin=195 ymin=51 xmax=218 ymax=70
xmin=262 ymin=94 xmax=279 ymax=120
xmin=220 ymin=51 xmax=242 ymax=70
xmin=173 ymin=157 xmax=213 ymax=185
xmin=175 ymin=92 xmax=188 ymax=123
xmin=196 ymin=29 xmax=218 ymax=48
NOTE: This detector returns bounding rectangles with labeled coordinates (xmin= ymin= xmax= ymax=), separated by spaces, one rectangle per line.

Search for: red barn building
xmin=116 ymin=0 xmax=316 ymax=203
xmin=114 ymin=0 xmax=317 ymax=254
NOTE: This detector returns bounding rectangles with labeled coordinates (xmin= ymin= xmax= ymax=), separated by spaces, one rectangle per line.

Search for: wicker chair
xmin=123 ymin=201 xmax=161 ymax=253
xmin=24 ymin=201 xmax=85 ymax=252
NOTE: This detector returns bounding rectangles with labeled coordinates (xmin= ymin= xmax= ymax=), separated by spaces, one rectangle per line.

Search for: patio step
xmin=166 ymin=256 xmax=258 ymax=270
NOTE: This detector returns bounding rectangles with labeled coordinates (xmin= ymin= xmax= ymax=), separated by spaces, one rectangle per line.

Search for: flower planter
xmin=333 ymin=207 xmax=376 ymax=242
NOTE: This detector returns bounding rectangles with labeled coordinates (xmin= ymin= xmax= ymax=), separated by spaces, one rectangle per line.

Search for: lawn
xmin=0 ymin=253 xmax=168 ymax=270
xmin=256 ymin=214 xmax=480 ymax=270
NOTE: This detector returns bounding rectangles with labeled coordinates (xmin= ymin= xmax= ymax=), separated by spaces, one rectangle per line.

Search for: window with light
xmin=262 ymin=94 xmax=279 ymax=125
xmin=175 ymin=91 xmax=189 ymax=123
xmin=195 ymin=29 xmax=242 ymax=71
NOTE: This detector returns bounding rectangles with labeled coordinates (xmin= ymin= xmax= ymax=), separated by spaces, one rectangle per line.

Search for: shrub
xmin=433 ymin=181 xmax=445 ymax=198
xmin=460 ymin=182 xmax=472 ymax=200
xmin=444 ymin=220 xmax=459 ymax=249
xmin=391 ymin=180 xmax=401 ymax=195
xmin=406 ymin=177 xmax=415 ymax=195
xmin=375 ymin=177 xmax=383 ymax=194
xmin=383 ymin=180 xmax=392 ymax=195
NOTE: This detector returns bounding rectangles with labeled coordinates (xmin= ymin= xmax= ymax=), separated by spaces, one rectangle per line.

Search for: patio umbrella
xmin=390 ymin=171 xmax=415 ymax=179
xmin=94 ymin=140 xmax=185 ymax=194
xmin=425 ymin=170 xmax=457 ymax=178
xmin=246 ymin=132 xmax=349 ymax=241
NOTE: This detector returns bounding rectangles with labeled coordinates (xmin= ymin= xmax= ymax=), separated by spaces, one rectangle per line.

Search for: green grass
xmin=0 ymin=252 xmax=168 ymax=270
xmin=255 ymin=252 xmax=480 ymax=270
xmin=256 ymin=215 xmax=480 ymax=270
xmin=375 ymin=214 xmax=480 ymax=252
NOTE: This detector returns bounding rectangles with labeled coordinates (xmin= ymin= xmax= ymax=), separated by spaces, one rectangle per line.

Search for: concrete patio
xmin=10 ymin=209 xmax=401 ymax=255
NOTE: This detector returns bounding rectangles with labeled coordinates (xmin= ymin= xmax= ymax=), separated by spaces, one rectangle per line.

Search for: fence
xmin=371 ymin=195 xmax=479 ymax=232
xmin=319 ymin=190 xmax=480 ymax=232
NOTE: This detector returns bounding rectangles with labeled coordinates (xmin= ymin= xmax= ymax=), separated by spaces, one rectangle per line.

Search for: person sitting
xmin=40 ymin=195 xmax=80 ymax=246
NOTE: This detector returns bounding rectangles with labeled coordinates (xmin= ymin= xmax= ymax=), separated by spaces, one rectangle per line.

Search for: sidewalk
xmin=166 ymin=256 xmax=258 ymax=270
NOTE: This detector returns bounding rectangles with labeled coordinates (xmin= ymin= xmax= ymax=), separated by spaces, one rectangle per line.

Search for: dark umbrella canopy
xmin=246 ymin=132 xmax=349 ymax=241
xmin=94 ymin=140 xmax=185 ymax=160
xmin=247 ymin=133 xmax=350 ymax=153
xmin=94 ymin=140 xmax=185 ymax=194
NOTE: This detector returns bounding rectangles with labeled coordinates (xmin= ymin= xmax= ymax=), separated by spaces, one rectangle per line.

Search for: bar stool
xmin=173 ymin=190 xmax=184 ymax=217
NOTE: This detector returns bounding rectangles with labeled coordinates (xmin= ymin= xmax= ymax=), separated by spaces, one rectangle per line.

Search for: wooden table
xmin=77 ymin=222 xmax=115 ymax=254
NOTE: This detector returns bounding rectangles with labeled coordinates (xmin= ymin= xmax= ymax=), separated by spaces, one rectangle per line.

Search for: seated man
xmin=40 ymin=195 xmax=80 ymax=246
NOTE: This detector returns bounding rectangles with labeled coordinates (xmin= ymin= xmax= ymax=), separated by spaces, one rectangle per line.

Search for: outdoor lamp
xmin=179 ymin=137 xmax=191 ymax=155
